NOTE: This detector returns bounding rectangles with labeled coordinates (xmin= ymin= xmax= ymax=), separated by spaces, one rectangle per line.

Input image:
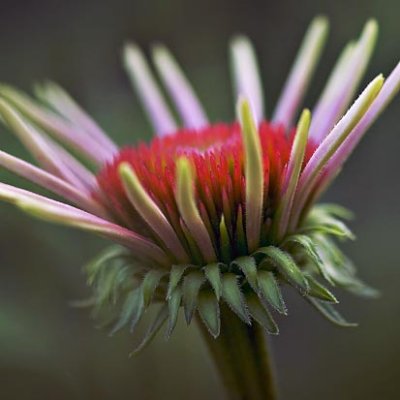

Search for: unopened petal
xmin=119 ymin=162 xmax=190 ymax=262
xmin=237 ymin=97 xmax=264 ymax=252
xmin=175 ymin=157 xmax=216 ymax=263
xmin=274 ymin=109 xmax=311 ymax=241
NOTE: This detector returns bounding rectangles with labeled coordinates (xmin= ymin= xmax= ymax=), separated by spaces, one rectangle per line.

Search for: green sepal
xmin=255 ymin=246 xmax=309 ymax=294
xmin=313 ymin=234 xmax=348 ymax=267
xmin=85 ymin=245 xmax=129 ymax=284
xmin=246 ymin=292 xmax=279 ymax=335
xmin=313 ymin=203 xmax=354 ymax=220
xmin=198 ymin=290 xmax=220 ymax=338
xmin=221 ymin=273 xmax=251 ymax=324
xmin=341 ymin=278 xmax=380 ymax=298
xmin=283 ymin=233 xmax=333 ymax=285
xmin=306 ymin=275 xmax=338 ymax=303
xmin=165 ymin=287 xmax=182 ymax=339
xmin=110 ymin=288 xmax=143 ymax=335
xmin=142 ymin=269 xmax=165 ymax=307
xmin=313 ymin=235 xmax=378 ymax=297
xmin=328 ymin=269 xmax=380 ymax=298
xmin=302 ymin=213 xmax=355 ymax=240
xmin=232 ymin=256 xmax=258 ymax=291
xmin=95 ymin=260 xmax=128 ymax=306
xmin=182 ymin=270 xmax=205 ymax=324
xmin=167 ymin=264 xmax=189 ymax=299
xmin=204 ymin=263 xmax=222 ymax=300
xmin=257 ymin=270 xmax=287 ymax=315
xmin=219 ymin=216 xmax=231 ymax=263
xmin=130 ymin=304 xmax=169 ymax=356
xmin=307 ymin=297 xmax=358 ymax=327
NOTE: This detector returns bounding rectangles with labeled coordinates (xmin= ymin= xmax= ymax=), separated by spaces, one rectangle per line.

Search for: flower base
xmin=198 ymin=304 xmax=277 ymax=400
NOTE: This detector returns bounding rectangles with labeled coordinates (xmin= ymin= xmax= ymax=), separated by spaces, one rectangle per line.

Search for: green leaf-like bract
xmin=232 ymin=256 xmax=258 ymax=291
xmin=182 ymin=271 xmax=205 ymax=323
xmin=221 ymin=273 xmax=251 ymax=324
xmin=246 ymin=292 xmax=279 ymax=335
xmin=166 ymin=287 xmax=182 ymax=339
xmin=204 ymin=263 xmax=222 ymax=300
xmin=255 ymin=246 xmax=309 ymax=293
xmin=82 ymin=204 xmax=377 ymax=351
xmin=257 ymin=270 xmax=287 ymax=315
xmin=198 ymin=290 xmax=220 ymax=338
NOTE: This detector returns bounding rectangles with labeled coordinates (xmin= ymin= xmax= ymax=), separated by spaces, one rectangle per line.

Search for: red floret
xmin=96 ymin=121 xmax=316 ymax=256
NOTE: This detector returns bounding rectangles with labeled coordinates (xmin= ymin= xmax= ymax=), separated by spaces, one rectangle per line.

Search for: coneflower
xmin=0 ymin=16 xmax=398 ymax=400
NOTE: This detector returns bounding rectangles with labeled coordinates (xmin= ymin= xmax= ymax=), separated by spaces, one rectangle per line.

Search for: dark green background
xmin=0 ymin=0 xmax=399 ymax=399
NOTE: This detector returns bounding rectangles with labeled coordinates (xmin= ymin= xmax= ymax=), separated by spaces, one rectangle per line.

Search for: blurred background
xmin=0 ymin=0 xmax=399 ymax=399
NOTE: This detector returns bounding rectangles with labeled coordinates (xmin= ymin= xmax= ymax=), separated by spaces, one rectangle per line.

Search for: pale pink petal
xmin=272 ymin=17 xmax=328 ymax=128
xmin=0 ymin=183 xmax=168 ymax=265
xmin=230 ymin=36 xmax=265 ymax=121
xmin=123 ymin=43 xmax=177 ymax=136
xmin=0 ymin=85 xmax=112 ymax=164
xmin=45 ymin=137 xmax=99 ymax=193
xmin=290 ymin=74 xmax=384 ymax=230
xmin=34 ymin=81 xmax=118 ymax=154
xmin=314 ymin=61 xmax=400 ymax=196
xmin=0 ymin=99 xmax=94 ymax=191
xmin=309 ymin=20 xmax=378 ymax=142
xmin=0 ymin=150 xmax=108 ymax=218
xmin=152 ymin=44 xmax=208 ymax=129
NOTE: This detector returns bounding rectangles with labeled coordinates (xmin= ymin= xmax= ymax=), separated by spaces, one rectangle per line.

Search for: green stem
xmin=198 ymin=304 xmax=277 ymax=400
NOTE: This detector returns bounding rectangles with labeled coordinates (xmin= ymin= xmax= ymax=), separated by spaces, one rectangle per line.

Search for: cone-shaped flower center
xmin=96 ymin=121 xmax=317 ymax=264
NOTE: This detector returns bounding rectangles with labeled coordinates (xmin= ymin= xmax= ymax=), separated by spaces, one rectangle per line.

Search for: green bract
xmin=84 ymin=203 xmax=376 ymax=352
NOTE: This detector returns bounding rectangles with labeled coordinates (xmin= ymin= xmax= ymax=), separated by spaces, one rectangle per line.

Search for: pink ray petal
xmin=0 ymin=149 xmax=108 ymax=218
xmin=124 ymin=43 xmax=177 ymax=136
xmin=152 ymin=44 xmax=208 ymax=130
xmin=230 ymin=36 xmax=265 ymax=121
xmin=309 ymin=20 xmax=378 ymax=142
xmin=0 ymin=99 xmax=95 ymax=191
xmin=272 ymin=16 xmax=328 ymax=128
xmin=0 ymin=85 xmax=113 ymax=165
xmin=0 ymin=182 xmax=169 ymax=265
xmin=34 ymin=81 xmax=118 ymax=154
xmin=313 ymin=61 xmax=400 ymax=198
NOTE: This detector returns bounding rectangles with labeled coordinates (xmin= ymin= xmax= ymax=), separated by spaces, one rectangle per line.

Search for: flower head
xmin=0 ymin=17 xmax=398 ymax=351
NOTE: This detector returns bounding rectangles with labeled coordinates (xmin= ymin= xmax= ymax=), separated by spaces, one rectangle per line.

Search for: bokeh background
xmin=0 ymin=0 xmax=399 ymax=399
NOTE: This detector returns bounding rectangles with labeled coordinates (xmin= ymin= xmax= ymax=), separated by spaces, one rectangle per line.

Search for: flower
xmin=0 ymin=17 xmax=398 ymax=351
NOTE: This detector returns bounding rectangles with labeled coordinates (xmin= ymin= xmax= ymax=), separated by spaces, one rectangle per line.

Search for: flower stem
xmin=197 ymin=304 xmax=278 ymax=400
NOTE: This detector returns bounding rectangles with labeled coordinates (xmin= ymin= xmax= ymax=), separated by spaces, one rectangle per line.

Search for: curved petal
xmin=119 ymin=163 xmax=190 ymax=262
xmin=0 ymin=149 xmax=108 ymax=218
xmin=34 ymin=81 xmax=118 ymax=153
xmin=290 ymin=74 xmax=384 ymax=230
xmin=313 ymin=61 xmax=400 ymax=198
xmin=0 ymin=98 xmax=94 ymax=192
xmin=152 ymin=44 xmax=208 ymax=129
xmin=272 ymin=16 xmax=328 ymax=128
xmin=45 ymin=137 xmax=99 ymax=193
xmin=0 ymin=85 xmax=112 ymax=165
xmin=230 ymin=35 xmax=265 ymax=121
xmin=123 ymin=43 xmax=177 ymax=136
xmin=309 ymin=20 xmax=378 ymax=142
xmin=0 ymin=182 xmax=169 ymax=265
